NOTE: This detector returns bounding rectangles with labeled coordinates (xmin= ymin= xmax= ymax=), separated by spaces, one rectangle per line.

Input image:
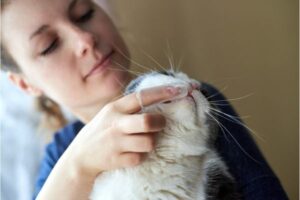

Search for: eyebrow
xmin=29 ymin=25 xmax=49 ymax=40
xmin=29 ymin=0 xmax=79 ymax=40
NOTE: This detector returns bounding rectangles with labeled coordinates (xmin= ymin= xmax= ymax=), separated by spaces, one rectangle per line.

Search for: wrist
xmin=36 ymin=145 xmax=98 ymax=200
xmin=63 ymin=138 xmax=102 ymax=180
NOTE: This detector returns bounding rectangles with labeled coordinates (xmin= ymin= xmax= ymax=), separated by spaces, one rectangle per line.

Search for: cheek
xmin=36 ymin=62 xmax=77 ymax=87
xmin=41 ymin=75 xmax=83 ymax=104
xmin=27 ymin=61 xmax=82 ymax=103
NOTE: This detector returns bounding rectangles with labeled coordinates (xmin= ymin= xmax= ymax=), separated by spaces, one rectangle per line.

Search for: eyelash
xmin=40 ymin=38 xmax=58 ymax=56
xmin=40 ymin=9 xmax=94 ymax=56
xmin=76 ymin=9 xmax=95 ymax=23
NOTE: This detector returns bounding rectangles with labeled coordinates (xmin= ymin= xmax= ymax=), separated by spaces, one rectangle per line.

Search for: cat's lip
xmin=187 ymin=93 xmax=196 ymax=104
xmin=187 ymin=88 xmax=196 ymax=102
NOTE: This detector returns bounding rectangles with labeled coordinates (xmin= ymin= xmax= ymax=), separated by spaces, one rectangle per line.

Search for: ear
xmin=7 ymin=72 xmax=43 ymax=97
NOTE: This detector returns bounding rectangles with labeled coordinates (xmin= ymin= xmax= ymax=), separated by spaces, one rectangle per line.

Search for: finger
xmin=119 ymin=134 xmax=155 ymax=153
xmin=117 ymin=113 xmax=166 ymax=134
xmin=118 ymin=153 xmax=145 ymax=168
xmin=115 ymin=85 xmax=185 ymax=113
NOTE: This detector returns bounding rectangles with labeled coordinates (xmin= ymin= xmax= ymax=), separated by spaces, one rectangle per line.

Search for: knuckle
xmin=142 ymin=114 xmax=153 ymax=131
xmin=110 ymin=153 xmax=119 ymax=167
xmin=105 ymin=102 xmax=116 ymax=112
xmin=111 ymin=118 xmax=121 ymax=131
xmin=158 ymin=114 xmax=166 ymax=127
xmin=126 ymin=154 xmax=142 ymax=166
xmin=101 ymin=103 xmax=114 ymax=115
xmin=143 ymin=136 xmax=155 ymax=151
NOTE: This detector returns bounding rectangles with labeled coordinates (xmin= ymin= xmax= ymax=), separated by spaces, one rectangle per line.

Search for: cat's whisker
xmin=113 ymin=77 xmax=126 ymax=91
xmin=120 ymin=35 xmax=163 ymax=72
xmin=168 ymin=56 xmax=174 ymax=73
xmin=112 ymin=43 xmax=153 ymax=72
xmin=110 ymin=61 xmax=143 ymax=75
xmin=209 ymin=105 xmax=251 ymax=120
xmin=165 ymin=41 xmax=176 ymax=73
xmin=209 ymin=107 xmax=265 ymax=142
xmin=129 ymin=43 xmax=168 ymax=73
xmin=208 ymin=107 xmax=242 ymax=120
xmin=210 ymin=103 xmax=252 ymax=119
xmin=176 ymin=54 xmax=184 ymax=73
xmin=206 ymin=85 xmax=228 ymax=100
xmin=206 ymin=111 xmax=262 ymax=164
xmin=209 ymin=93 xmax=255 ymax=103
xmin=111 ymin=59 xmax=144 ymax=76
xmin=110 ymin=65 xmax=143 ymax=77
xmin=93 ymin=70 xmax=242 ymax=199
xmin=206 ymin=112 xmax=230 ymax=142
xmin=210 ymin=102 xmax=231 ymax=106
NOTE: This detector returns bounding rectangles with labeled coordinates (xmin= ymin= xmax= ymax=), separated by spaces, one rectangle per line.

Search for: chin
xmin=101 ymin=70 xmax=131 ymax=102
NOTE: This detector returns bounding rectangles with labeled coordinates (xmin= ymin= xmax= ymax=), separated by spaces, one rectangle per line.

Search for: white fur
xmin=90 ymin=72 xmax=217 ymax=200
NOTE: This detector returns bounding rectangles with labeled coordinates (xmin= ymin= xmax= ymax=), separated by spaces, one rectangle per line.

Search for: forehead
xmin=2 ymin=0 xmax=72 ymax=48
xmin=3 ymin=0 xmax=70 ymax=28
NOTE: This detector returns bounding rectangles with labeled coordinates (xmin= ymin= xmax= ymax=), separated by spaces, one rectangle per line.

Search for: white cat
xmin=90 ymin=71 xmax=239 ymax=200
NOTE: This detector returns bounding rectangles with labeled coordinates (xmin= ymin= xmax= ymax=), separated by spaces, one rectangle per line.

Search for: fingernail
xmin=165 ymin=85 xmax=188 ymax=99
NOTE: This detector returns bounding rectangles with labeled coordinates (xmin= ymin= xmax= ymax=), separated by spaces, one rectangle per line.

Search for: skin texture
xmin=1 ymin=0 xmax=185 ymax=199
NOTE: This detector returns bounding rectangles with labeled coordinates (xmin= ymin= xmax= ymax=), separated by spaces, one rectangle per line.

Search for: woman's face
xmin=2 ymin=0 xmax=131 ymax=120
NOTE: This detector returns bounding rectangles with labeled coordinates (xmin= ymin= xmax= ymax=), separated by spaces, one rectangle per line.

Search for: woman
xmin=1 ymin=0 xmax=288 ymax=199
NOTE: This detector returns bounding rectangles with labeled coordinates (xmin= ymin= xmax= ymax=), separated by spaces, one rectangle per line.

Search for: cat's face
xmin=125 ymin=71 xmax=212 ymax=134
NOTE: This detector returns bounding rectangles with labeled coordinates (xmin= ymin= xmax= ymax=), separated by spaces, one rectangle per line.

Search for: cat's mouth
xmin=162 ymin=89 xmax=196 ymax=105
xmin=162 ymin=84 xmax=200 ymax=105
xmin=187 ymin=93 xmax=196 ymax=104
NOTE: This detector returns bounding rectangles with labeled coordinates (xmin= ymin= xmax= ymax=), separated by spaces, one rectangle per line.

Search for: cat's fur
xmin=90 ymin=71 xmax=239 ymax=200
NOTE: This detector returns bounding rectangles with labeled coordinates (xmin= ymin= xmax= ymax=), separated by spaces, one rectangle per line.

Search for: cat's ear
xmin=7 ymin=72 xmax=43 ymax=97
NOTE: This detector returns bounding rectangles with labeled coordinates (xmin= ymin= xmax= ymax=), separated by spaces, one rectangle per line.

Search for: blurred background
xmin=1 ymin=0 xmax=298 ymax=199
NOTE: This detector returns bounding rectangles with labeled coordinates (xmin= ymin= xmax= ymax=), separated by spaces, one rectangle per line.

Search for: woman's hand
xmin=69 ymin=85 xmax=183 ymax=177
xmin=36 ymin=85 xmax=184 ymax=200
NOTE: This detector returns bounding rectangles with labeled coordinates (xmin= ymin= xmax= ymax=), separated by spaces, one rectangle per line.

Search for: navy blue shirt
xmin=33 ymin=83 xmax=288 ymax=199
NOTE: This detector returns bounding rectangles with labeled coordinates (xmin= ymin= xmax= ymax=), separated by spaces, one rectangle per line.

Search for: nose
xmin=69 ymin=26 xmax=96 ymax=57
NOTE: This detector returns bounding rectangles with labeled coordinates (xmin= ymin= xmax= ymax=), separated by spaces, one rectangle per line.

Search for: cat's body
xmin=90 ymin=71 xmax=239 ymax=200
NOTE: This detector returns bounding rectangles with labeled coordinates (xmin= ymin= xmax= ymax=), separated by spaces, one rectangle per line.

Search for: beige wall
xmin=111 ymin=0 xmax=299 ymax=199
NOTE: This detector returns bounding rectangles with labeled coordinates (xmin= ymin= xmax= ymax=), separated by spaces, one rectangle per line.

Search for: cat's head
xmin=125 ymin=71 xmax=216 ymax=142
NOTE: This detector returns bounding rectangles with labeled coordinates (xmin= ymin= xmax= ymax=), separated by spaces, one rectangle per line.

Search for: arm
xmin=33 ymin=121 xmax=88 ymax=199
xmin=36 ymin=144 xmax=96 ymax=200
xmin=202 ymin=83 xmax=288 ymax=200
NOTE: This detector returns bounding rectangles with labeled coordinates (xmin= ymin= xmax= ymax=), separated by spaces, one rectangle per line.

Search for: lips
xmin=84 ymin=50 xmax=114 ymax=80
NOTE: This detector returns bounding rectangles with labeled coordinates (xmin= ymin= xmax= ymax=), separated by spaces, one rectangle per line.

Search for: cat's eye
xmin=163 ymin=101 xmax=172 ymax=104
xmin=159 ymin=70 xmax=175 ymax=77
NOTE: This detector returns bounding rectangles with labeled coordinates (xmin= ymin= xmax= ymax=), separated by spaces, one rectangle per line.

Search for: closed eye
xmin=40 ymin=38 xmax=59 ymax=56
xmin=159 ymin=70 xmax=175 ymax=77
xmin=76 ymin=9 xmax=94 ymax=23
